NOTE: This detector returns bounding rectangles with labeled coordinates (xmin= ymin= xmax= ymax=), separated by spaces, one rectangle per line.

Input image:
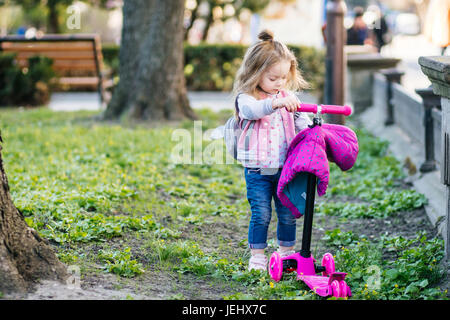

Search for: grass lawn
xmin=0 ymin=106 xmax=447 ymax=300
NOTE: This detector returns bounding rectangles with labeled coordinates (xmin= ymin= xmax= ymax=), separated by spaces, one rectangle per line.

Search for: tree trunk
xmin=103 ymin=0 xmax=198 ymax=121
xmin=202 ymin=8 xmax=214 ymax=42
xmin=184 ymin=2 xmax=200 ymax=41
xmin=0 ymin=134 xmax=67 ymax=295
xmin=47 ymin=2 xmax=61 ymax=34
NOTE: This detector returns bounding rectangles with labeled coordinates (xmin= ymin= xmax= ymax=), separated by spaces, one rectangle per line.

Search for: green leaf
xmin=418 ymin=279 xmax=429 ymax=288
xmin=405 ymin=284 xmax=419 ymax=294
xmin=385 ymin=269 xmax=399 ymax=280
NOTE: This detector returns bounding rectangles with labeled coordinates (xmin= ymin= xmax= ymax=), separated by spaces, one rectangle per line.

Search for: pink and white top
xmin=237 ymin=91 xmax=312 ymax=169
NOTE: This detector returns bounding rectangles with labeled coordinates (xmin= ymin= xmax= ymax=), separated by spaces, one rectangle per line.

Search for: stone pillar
xmin=324 ymin=0 xmax=347 ymax=125
xmin=346 ymin=57 xmax=401 ymax=115
xmin=416 ymin=86 xmax=441 ymax=173
xmin=380 ymin=68 xmax=404 ymax=126
xmin=419 ymin=56 xmax=450 ymax=259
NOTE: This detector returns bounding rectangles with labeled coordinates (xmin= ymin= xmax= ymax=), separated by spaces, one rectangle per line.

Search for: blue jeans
xmin=244 ymin=167 xmax=297 ymax=249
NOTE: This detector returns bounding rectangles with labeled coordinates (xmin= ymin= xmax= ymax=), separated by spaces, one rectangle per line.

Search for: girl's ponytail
xmin=257 ymin=30 xmax=274 ymax=42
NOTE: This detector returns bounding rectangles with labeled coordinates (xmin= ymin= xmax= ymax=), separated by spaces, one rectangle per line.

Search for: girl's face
xmin=259 ymin=60 xmax=291 ymax=95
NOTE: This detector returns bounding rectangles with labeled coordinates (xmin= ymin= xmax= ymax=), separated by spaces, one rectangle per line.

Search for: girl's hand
xmin=272 ymin=95 xmax=299 ymax=113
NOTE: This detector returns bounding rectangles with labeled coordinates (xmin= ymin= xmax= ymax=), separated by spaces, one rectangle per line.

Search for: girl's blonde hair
xmin=232 ymin=29 xmax=309 ymax=121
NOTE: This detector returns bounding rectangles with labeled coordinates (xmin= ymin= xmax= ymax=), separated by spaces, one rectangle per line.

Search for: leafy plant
xmin=333 ymin=232 xmax=447 ymax=300
xmin=317 ymin=190 xmax=427 ymax=219
xmin=0 ymin=53 xmax=56 ymax=106
xmin=323 ymin=228 xmax=360 ymax=247
xmin=98 ymin=247 xmax=144 ymax=278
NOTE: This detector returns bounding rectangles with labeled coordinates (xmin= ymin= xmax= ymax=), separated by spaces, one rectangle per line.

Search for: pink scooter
xmin=268 ymin=104 xmax=352 ymax=299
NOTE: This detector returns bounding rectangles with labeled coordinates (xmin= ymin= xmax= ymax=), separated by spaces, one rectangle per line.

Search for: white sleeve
xmin=294 ymin=112 xmax=313 ymax=133
xmin=237 ymin=94 xmax=276 ymax=120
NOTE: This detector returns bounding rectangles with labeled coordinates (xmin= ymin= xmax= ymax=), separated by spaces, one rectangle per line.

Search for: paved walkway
xmin=48 ymin=90 xmax=319 ymax=112
xmin=48 ymin=92 xmax=104 ymax=111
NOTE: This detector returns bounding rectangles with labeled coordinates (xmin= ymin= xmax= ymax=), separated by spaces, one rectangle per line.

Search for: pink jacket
xmin=236 ymin=90 xmax=297 ymax=165
xmin=277 ymin=123 xmax=359 ymax=218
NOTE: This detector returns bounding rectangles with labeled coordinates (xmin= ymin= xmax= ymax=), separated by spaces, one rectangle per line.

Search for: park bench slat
xmin=0 ymin=33 xmax=101 ymax=42
xmin=59 ymin=77 xmax=113 ymax=90
xmin=14 ymin=51 xmax=95 ymax=60
xmin=59 ymin=77 xmax=99 ymax=86
xmin=1 ymin=42 xmax=98 ymax=52
xmin=16 ymin=58 xmax=97 ymax=70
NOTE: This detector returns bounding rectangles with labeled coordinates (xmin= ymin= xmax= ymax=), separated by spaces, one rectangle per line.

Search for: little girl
xmin=232 ymin=30 xmax=313 ymax=271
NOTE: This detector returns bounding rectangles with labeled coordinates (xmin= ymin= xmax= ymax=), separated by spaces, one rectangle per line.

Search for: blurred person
xmin=321 ymin=0 xmax=328 ymax=43
xmin=347 ymin=6 xmax=373 ymax=46
xmin=424 ymin=0 xmax=450 ymax=55
xmin=367 ymin=5 xmax=391 ymax=52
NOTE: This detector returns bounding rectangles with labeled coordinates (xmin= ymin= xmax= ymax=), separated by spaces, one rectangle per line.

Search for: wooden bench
xmin=0 ymin=34 xmax=112 ymax=104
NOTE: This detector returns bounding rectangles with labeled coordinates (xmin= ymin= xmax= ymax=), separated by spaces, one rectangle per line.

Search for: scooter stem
xmin=300 ymin=173 xmax=317 ymax=258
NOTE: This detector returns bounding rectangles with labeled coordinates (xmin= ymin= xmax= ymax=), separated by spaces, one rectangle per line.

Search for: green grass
xmin=0 ymin=107 xmax=447 ymax=300
xmin=0 ymin=107 xmax=244 ymax=245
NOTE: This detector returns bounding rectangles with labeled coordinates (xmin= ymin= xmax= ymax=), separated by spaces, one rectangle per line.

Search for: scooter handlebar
xmin=297 ymin=104 xmax=352 ymax=116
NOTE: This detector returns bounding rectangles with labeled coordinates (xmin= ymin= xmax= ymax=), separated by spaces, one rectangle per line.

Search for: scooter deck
xmin=298 ymin=272 xmax=348 ymax=297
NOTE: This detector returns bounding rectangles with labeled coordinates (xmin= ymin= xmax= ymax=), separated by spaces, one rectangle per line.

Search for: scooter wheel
xmin=268 ymin=252 xmax=283 ymax=282
xmin=339 ymin=280 xmax=349 ymax=298
xmin=330 ymin=280 xmax=341 ymax=298
xmin=321 ymin=253 xmax=335 ymax=276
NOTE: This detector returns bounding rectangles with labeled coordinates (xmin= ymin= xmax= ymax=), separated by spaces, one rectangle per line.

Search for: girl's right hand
xmin=272 ymin=95 xmax=300 ymax=113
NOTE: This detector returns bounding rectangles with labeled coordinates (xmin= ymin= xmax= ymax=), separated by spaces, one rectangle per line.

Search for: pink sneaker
xmin=278 ymin=249 xmax=295 ymax=258
xmin=248 ymin=253 xmax=268 ymax=271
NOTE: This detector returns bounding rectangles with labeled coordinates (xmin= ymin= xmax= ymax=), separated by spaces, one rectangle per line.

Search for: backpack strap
xmin=235 ymin=93 xmax=256 ymax=155
xmin=234 ymin=93 xmax=241 ymax=118
xmin=235 ymin=93 xmax=248 ymax=130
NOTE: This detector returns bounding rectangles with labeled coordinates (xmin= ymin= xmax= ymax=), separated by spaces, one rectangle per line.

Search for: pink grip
xmin=321 ymin=104 xmax=352 ymax=116
xmin=297 ymin=103 xmax=318 ymax=113
xmin=297 ymin=104 xmax=352 ymax=116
